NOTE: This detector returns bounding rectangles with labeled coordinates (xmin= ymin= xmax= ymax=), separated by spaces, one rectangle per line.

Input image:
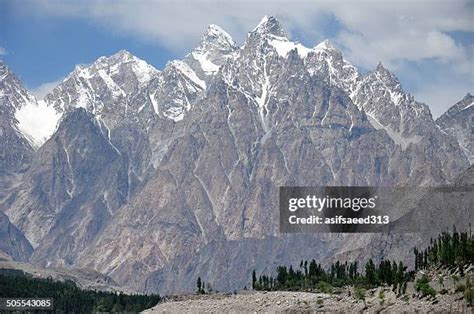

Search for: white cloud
xmin=327 ymin=0 xmax=473 ymax=73
xmin=14 ymin=0 xmax=474 ymax=115
xmin=23 ymin=1 xmax=472 ymax=62
xmin=31 ymin=78 xmax=63 ymax=99
xmin=0 ymin=46 xmax=7 ymax=56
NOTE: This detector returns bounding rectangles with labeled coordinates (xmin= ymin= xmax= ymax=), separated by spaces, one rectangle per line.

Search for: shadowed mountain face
xmin=0 ymin=16 xmax=471 ymax=294
xmin=0 ymin=63 xmax=36 ymax=262
xmin=0 ymin=62 xmax=35 ymax=182
xmin=0 ymin=210 xmax=33 ymax=262
xmin=4 ymin=108 xmax=153 ymax=269
xmin=436 ymin=93 xmax=474 ymax=164
xmin=5 ymin=109 xmax=124 ymax=248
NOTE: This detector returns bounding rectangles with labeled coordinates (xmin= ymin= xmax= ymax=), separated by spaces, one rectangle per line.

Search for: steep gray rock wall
xmin=0 ymin=210 xmax=33 ymax=262
xmin=436 ymin=93 xmax=473 ymax=164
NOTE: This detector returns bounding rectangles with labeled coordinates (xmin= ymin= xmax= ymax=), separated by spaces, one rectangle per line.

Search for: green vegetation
xmin=250 ymin=226 xmax=473 ymax=306
xmin=197 ymin=276 xmax=204 ymax=294
xmin=317 ymin=281 xmax=333 ymax=294
xmin=414 ymin=226 xmax=474 ymax=271
xmin=354 ymin=287 xmax=366 ymax=306
xmin=415 ymin=275 xmax=436 ymax=297
xmin=196 ymin=276 xmax=213 ymax=294
xmin=465 ymin=277 xmax=473 ymax=307
xmin=378 ymin=289 xmax=385 ymax=305
xmin=252 ymin=258 xmax=411 ymax=292
xmin=0 ymin=269 xmax=160 ymax=313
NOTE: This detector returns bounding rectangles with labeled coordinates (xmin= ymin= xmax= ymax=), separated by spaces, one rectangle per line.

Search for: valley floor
xmin=144 ymin=290 xmax=470 ymax=313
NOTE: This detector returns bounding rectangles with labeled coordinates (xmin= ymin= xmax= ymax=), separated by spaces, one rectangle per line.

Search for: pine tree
xmin=365 ymin=259 xmax=377 ymax=285
xmin=414 ymin=248 xmax=419 ymax=271
xmin=196 ymin=277 xmax=202 ymax=294
xmin=276 ymin=266 xmax=288 ymax=288
xmin=252 ymin=270 xmax=257 ymax=290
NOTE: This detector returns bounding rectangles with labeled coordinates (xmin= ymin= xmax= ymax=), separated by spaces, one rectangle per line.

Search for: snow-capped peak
xmin=255 ymin=15 xmax=270 ymax=28
xmin=112 ymin=49 xmax=134 ymax=60
xmin=186 ymin=24 xmax=238 ymax=77
xmin=200 ymin=24 xmax=236 ymax=49
xmin=0 ymin=62 xmax=37 ymax=111
xmin=314 ymin=39 xmax=338 ymax=52
xmin=250 ymin=15 xmax=286 ymax=38
xmin=371 ymin=62 xmax=403 ymax=92
xmin=71 ymin=50 xmax=159 ymax=82
xmin=0 ymin=61 xmax=10 ymax=81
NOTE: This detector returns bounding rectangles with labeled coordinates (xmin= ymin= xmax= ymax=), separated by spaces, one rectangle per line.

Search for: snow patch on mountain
xmin=204 ymin=24 xmax=235 ymax=49
xmin=461 ymin=100 xmax=473 ymax=111
xmin=366 ymin=112 xmax=422 ymax=150
xmin=15 ymin=100 xmax=61 ymax=146
xmin=268 ymin=36 xmax=312 ymax=59
xmin=131 ymin=59 xmax=159 ymax=86
xmin=97 ymin=69 xmax=126 ymax=98
xmin=169 ymin=60 xmax=206 ymax=90
xmin=191 ymin=51 xmax=220 ymax=74
xmin=314 ymin=39 xmax=338 ymax=52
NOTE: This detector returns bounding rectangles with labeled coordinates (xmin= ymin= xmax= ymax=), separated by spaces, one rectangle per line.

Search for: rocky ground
xmin=145 ymin=289 xmax=471 ymax=313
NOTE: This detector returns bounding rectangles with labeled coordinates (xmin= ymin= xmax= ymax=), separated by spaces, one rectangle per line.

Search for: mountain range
xmin=0 ymin=16 xmax=472 ymax=294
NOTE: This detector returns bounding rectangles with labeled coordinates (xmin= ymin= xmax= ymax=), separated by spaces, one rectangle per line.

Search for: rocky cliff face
xmin=436 ymin=93 xmax=473 ymax=164
xmin=0 ymin=62 xmax=35 ymax=174
xmin=0 ymin=63 xmax=36 ymax=262
xmin=5 ymin=109 xmax=125 ymax=249
xmin=0 ymin=16 xmax=471 ymax=294
xmin=0 ymin=210 xmax=33 ymax=262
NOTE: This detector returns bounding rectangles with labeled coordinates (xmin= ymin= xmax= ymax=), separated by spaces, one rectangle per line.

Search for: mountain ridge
xmin=0 ymin=16 xmax=472 ymax=294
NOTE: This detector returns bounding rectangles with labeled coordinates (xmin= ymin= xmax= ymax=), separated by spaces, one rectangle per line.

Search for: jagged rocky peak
xmin=436 ymin=93 xmax=474 ymax=164
xmin=143 ymin=59 xmax=206 ymax=122
xmin=44 ymin=50 xmax=159 ymax=120
xmin=250 ymin=15 xmax=286 ymax=38
xmin=304 ymin=39 xmax=361 ymax=97
xmin=242 ymin=16 xmax=312 ymax=60
xmin=443 ymin=93 xmax=473 ymax=114
xmin=0 ymin=61 xmax=8 ymax=78
xmin=198 ymin=24 xmax=236 ymax=51
xmin=312 ymin=39 xmax=345 ymax=61
xmin=0 ymin=61 xmax=58 ymax=148
xmin=0 ymin=61 xmax=11 ymax=79
xmin=185 ymin=24 xmax=237 ymax=78
xmin=371 ymin=62 xmax=402 ymax=89
xmin=358 ymin=61 xmax=411 ymax=108
xmin=0 ymin=61 xmax=37 ymax=114
xmin=105 ymin=49 xmax=135 ymax=62
xmin=314 ymin=39 xmax=338 ymax=51
xmin=76 ymin=50 xmax=159 ymax=87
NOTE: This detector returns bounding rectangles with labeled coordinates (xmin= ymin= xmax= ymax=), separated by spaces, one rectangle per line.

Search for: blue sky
xmin=1 ymin=0 xmax=472 ymax=117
